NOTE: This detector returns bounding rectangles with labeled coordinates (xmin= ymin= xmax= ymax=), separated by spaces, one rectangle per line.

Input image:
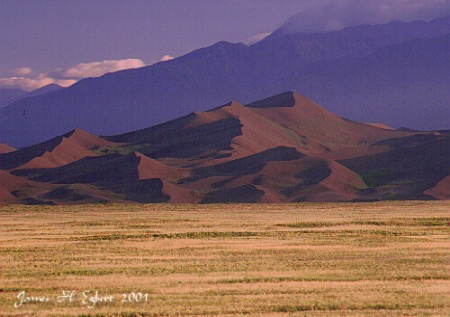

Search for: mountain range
xmin=1 ymin=91 xmax=448 ymax=204
xmin=0 ymin=16 xmax=449 ymax=148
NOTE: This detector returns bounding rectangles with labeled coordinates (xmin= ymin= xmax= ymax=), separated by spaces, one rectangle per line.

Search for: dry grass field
xmin=0 ymin=201 xmax=449 ymax=317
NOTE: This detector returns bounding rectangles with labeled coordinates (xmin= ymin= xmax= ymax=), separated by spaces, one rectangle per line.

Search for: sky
xmin=1 ymin=0 xmax=449 ymax=91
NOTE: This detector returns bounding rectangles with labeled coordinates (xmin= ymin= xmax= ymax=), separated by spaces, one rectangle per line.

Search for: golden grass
xmin=0 ymin=201 xmax=449 ymax=317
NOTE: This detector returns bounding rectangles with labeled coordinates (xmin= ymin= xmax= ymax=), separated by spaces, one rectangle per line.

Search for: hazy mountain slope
xmin=269 ymin=14 xmax=450 ymax=41
xmin=0 ymin=89 xmax=28 ymax=107
xmin=23 ymin=84 xmax=63 ymax=99
xmin=277 ymin=34 xmax=450 ymax=129
xmin=1 ymin=17 xmax=449 ymax=148
xmin=0 ymin=85 xmax=63 ymax=107
xmin=255 ymin=16 xmax=450 ymax=69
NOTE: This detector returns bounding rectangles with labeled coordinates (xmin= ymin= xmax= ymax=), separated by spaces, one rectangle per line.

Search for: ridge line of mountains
xmin=1 ymin=91 xmax=449 ymax=204
xmin=0 ymin=16 xmax=449 ymax=148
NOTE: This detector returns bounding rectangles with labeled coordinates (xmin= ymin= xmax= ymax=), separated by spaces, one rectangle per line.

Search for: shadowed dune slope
xmin=257 ymin=158 xmax=366 ymax=202
xmin=103 ymin=113 xmax=242 ymax=163
xmin=11 ymin=151 xmax=195 ymax=203
xmin=13 ymin=153 xmax=143 ymax=185
xmin=339 ymin=136 xmax=450 ymax=200
xmin=193 ymin=147 xmax=304 ymax=177
xmin=0 ymin=136 xmax=65 ymax=170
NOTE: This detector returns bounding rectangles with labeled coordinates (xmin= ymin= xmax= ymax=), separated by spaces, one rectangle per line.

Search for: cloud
xmin=13 ymin=67 xmax=33 ymax=76
xmin=245 ymin=32 xmax=272 ymax=45
xmin=280 ymin=0 xmax=450 ymax=34
xmin=0 ymin=56 xmax=180 ymax=91
xmin=62 ymin=59 xmax=146 ymax=79
xmin=0 ymin=58 xmax=149 ymax=91
xmin=160 ymin=55 xmax=174 ymax=62
xmin=0 ymin=76 xmax=76 ymax=92
xmin=145 ymin=54 xmax=176 ymax=66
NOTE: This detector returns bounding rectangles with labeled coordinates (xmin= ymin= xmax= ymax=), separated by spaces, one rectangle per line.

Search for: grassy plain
xmin=0 ymin=201 xmax=449 ymax=317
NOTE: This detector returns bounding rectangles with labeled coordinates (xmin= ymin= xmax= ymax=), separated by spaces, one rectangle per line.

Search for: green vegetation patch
xmin=277 ymin=221 xmax=340 ymax=228
xmin=92 ymin=144 xmax=153 ymax=156
xmin=278 ymin=217 xmax=450 ymax=228
xmin=77 ymin=231 xmax=265 ymax=241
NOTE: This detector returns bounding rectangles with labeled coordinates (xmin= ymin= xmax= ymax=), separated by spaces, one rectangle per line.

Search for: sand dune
xmin=1 ymin=91 xmax=448 ymax=204
xmin=190 ymin=92 xmax=419 ymax=162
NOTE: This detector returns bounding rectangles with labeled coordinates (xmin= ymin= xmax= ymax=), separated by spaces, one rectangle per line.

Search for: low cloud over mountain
xmin=0 ymin=71 xmax=76 ymax=92
xmin=61 ymin=59 xmax=146 ymax=79
xmin=276 ymin=0 xmax=450 ymax=35
xmin=0 ymin=56 xmax=174 ymax=91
